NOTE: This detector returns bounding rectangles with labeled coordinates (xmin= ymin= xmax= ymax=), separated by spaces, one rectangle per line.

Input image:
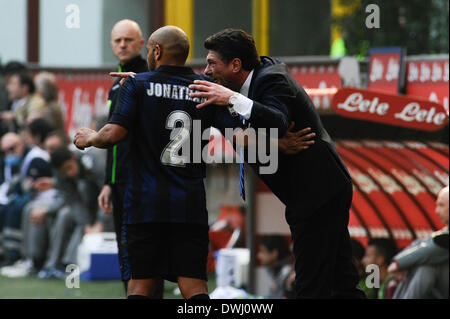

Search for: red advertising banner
xmin=368 ymin=47 xmax=405 ymax=94
xmin=406 ymin=59 xmax=449 ymax=115
xmin=289 ymin=65 xmax=341 ymax=111
xmin=195 ymin=63 xmax=342 ymax=112
xmin=331 ymin=87 xmax=448 ymax=131
xmin=54 ymin=72 xmax=114 ymax=138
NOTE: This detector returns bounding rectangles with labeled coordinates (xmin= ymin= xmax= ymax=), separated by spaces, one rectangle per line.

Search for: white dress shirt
xmin=229 ymin=70 xmax=254 ymax=120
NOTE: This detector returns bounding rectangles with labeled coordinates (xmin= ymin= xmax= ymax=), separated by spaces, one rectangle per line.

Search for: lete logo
xmin=331 ymin=88 xmax=448 ymax=131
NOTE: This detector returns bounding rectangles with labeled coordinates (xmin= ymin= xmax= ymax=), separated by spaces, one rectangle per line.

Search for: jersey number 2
xmin=160 ymin=111 xmax=192 ymax=167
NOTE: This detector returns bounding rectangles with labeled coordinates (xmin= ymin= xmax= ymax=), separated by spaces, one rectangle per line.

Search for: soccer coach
xmin=189 ymin=29 xmax=366 ymax=299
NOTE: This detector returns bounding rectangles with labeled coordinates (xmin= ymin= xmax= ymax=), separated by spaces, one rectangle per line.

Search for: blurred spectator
xmin=0 ymin=133 xmax=27 ymax=264
xmin=1 ymin=72 xmax=45 ymax=131
xmin=29 ymin=72 xmax=65 ymax=133
xmin=362 ymin=238 xmax=398 ymax=299
xmin=0 ymin=128 xmax=52 ymax=267
xmin=0 ymin=120 xmax=59 ymax=277
xmin=351 ymin=238 xmax=372 ymax=298
xmin=257 ymin=234 xmax=294 ymax=299
xmin=77 ymin=115 xmax=108 ymax=188
xmin=37 ymin=147 xmax=100 ymax=279
xmin=43 ymin=129 xmax=106 ymax=197
xmin=43 ymin=131 xmax=71 ymax=155
xmin=351 ymin=238 xmax=366 ymax=278
xmin=0 ymin=156 xmax=57 ymax=278
xmin=0 ymin=61 xmax=27 ymax=113
xmin=32 ymin=131 xmax=73 ymax=203
xmin=389 ymin=186 xmax=449 ymax=299
xmin=21 ymin=118 xmax=55 ymax=151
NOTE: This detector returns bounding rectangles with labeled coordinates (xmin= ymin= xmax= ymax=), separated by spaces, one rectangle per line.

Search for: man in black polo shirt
xmin=97 ymin=19 xmax=163 ymax=296
xmin=74 ymin=26 xmax=242 ymax=299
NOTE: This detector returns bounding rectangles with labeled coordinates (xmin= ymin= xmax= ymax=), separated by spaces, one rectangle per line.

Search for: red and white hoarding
xmin=332 ymin=87 xmax=448 ymax=131
xmin=55 ymin=72 xmax=114 ymax=138
xmin=406 ymin=59 xmax=449 ymax=115
xmin=289 ymin=64 xmax=341 ymax=111
xmin=368 ymin=47 xmax=406 ymax=95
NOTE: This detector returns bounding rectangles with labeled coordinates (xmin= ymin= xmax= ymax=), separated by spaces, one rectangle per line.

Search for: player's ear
xmin=155 ymin=44 xmax=162 ymax=61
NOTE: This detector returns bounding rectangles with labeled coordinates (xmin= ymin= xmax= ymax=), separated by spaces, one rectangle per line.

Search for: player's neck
xmin=156 ymin=59 xmax=185 ymax=69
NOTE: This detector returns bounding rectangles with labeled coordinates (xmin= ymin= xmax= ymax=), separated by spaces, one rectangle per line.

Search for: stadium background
xmin=0 ymin=0 xmax=448 ymax=298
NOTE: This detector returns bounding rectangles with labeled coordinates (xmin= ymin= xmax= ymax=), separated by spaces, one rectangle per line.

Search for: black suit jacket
xmin=246 ymin=56 xmax=352 ymax=216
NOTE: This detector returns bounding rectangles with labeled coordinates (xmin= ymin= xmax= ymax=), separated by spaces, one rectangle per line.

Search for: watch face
xmin=229 ymin=94 xmax=238 ymax=105
xmin=227 ymin=106 xmax=238 ymax=117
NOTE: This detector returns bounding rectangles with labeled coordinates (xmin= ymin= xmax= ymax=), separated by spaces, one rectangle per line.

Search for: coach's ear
xmin=230 ymin=58 xmax=242 ymax=73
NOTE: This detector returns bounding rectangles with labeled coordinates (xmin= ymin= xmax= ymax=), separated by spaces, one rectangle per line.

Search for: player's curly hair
xmin=204 ymin=29 xmax=261 ymax=71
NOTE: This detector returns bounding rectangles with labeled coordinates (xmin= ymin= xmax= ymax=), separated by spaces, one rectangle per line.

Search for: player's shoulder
xmin=133 ymin=71 xmax=156 ymax=82
xmin=195 ymin=73 xmax=213 ymax=82
xmin=126 ymin=71 xmax=158 ymax=91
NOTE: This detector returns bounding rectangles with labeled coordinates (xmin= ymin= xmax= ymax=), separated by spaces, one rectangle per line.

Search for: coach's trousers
xmin=285 ymin=184 xmax=366 ymax=299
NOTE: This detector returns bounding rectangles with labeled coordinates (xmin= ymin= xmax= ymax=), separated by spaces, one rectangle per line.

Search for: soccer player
xmin=98 ymin=19 xmax=163 ymax=297
xmin=73 ymin=26 xmax=241 ymax=299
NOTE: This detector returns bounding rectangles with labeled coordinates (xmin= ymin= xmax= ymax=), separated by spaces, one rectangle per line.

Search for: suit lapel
xmin=248 ymin=62 xmax=263 ymax=100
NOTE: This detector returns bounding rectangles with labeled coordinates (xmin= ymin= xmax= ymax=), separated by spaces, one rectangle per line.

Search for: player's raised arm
xmin=75 ymin=72 xmax=139 ymax=150
xmin=73 ymin=124 xmax=128 ymax=150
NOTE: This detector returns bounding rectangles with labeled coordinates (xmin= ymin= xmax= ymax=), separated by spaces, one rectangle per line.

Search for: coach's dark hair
xmin=26 ymin=118 xmax=55 ymax=144
xmin=13 ymin=72 xmax=35 ymax=94
xmin=204 ymin=29 xmax=261 ymax=71
xmin=368 ymin=238 xmax=398 ymax=265
xmin=259 ymin=235 xmax=291 ymax=261
xmin=50 ymin=146 xmax=73 ymax=169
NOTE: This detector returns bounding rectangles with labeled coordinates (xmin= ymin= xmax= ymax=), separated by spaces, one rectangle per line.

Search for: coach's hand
xmin=278 ymin=122 xmax=315 ymax=154
xmin=188 ymin=80 xmax=235 ymax=108
xmin=74 ymin=127 xmax=97 ymax=150
xmin=110 ymin=72 xmax=136 ymax=85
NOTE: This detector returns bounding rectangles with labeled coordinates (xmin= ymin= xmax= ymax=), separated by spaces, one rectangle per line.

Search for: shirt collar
xmin=119 ymin=55 xmax=145 ymax=72
xmin=239 ymin=70 xmax=254 ymax=97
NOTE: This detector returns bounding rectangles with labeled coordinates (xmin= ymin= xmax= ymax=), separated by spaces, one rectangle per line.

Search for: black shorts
xmin=126 ymin=222 xmax=209 ymax=282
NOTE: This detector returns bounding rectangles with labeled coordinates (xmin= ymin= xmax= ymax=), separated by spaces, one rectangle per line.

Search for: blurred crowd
xmin=0 ymin=61 xmax=113 ymax=279
xmin=258 ymin=198 xmax=448 ymax=300
xmin=0 ymin=60 xmax=447 ymax=299
xmin=351 ymin=186 xmax=448 ymax=299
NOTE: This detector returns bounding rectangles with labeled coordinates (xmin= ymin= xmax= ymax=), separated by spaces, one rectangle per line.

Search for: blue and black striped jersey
xmin=109 ymin=65 xmax=240 ymax=225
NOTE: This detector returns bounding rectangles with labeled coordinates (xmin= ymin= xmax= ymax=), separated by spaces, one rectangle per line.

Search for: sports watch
xmin=227 ymin=92 xmax=240 ymax=117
